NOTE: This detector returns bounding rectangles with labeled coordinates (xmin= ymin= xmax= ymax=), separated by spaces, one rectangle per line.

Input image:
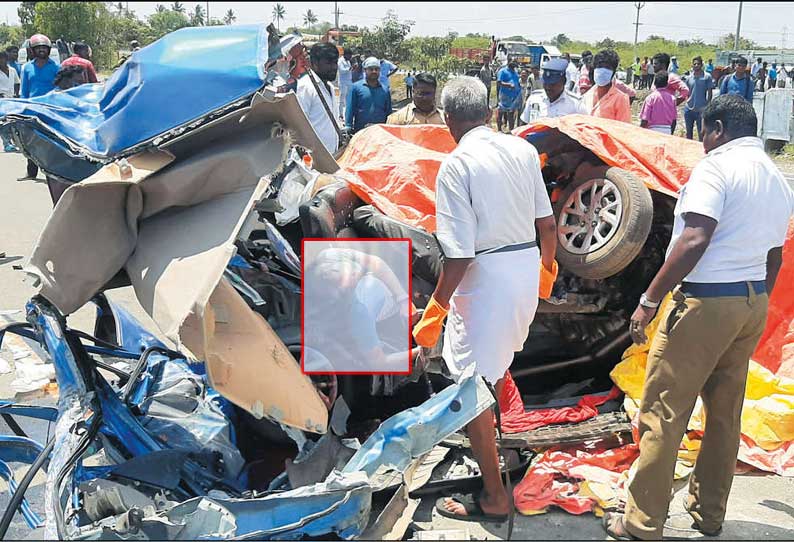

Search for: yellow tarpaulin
xmin=611 ymin=295 xmax=794 ymax=474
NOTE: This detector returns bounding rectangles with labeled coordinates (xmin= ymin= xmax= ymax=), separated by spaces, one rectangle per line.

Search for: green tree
xmin=156 ymin=4 xmax=167 ymax=13
xmin=148 ymin=9 xmax=190 ymax=39
xmin=303 ymin=9 xmax=318 ymax=27
xmin=595 ymin=37 xmax=617 ymax=49
xmin=18 ymin=2 xmax=37 ymax=37
xmin=190 ymin=4 xmax=205 ymax=26
xmin=359 ymin=10 xmax=414 ymax=62
xmin=718 ymin=33 xmax=758 ymax=50
xmin=272 ymin=3 xmax=286 ymax=32
xmin=33 ymin=2 xmax=114 ymax=64
xmin=405 ymin=35 xmax=466 ymax=81
xmin=223 ymin=9 xmax=236 ymax=25
xmin=551 ymin=33 xmax=570 ymax=47
xmin=504 ymin=35 xmax=526 ymax=42
xmin=171 ymin=2 xmax=185 ymax=13
xmin=0 ymin=24 xmax=25 ymax=50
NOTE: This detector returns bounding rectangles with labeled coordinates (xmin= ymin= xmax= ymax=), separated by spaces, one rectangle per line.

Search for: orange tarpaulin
xmin=337 ymin=124 xmax=455 ymax=233
xmin=514 ymin=114 xmax=704 ymax=197
xmin=338 ymin=122 xmax=793 ymax=379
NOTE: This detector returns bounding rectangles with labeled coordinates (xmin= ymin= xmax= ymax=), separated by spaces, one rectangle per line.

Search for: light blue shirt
xmin=379 ymin=59 xmax=396 ymax=89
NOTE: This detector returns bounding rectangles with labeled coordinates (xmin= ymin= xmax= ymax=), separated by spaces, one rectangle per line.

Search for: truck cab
xmin=492 ymin=40 xmax=561 ymax=70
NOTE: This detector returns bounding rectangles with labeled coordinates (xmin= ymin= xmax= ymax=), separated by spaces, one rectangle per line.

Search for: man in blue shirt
xmin=6 ymin=46 xmax=21 ymax=83
xmin=20 ymin=34 xmax=58 ymax=99
xmin=497 ymin=61 xmax=521 ymax=132
xmin=684 ymin=56 xmax=714 ymax=141
xmin=705 ymin=58 xmax=714 ymax=75
xmin=719 ymin=56 xmax=753 ymax=103
xmin=18 ymin=34 xmax=58 ymax=181
xmin=379 ymin=57 xmax=397 ymax=90
xmin=345 ymin=57 xmax=392 ymax=133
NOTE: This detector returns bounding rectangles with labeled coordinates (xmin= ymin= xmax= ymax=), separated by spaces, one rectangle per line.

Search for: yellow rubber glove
xmin=412 ymin=297 xmax=449 ymax=347
xmin=539 ymin=259 xmax=559 ymax=300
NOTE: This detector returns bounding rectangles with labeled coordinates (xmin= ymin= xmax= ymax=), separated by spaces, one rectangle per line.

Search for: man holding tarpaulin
xmin=412 ymin=76 xmax=558 ymax=523
xmin=603 ymin=94 xmax=794 ymax=540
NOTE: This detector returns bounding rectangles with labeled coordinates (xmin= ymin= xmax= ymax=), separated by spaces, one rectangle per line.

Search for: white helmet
xmin=29 ymin=34 xmax=52 ymax=49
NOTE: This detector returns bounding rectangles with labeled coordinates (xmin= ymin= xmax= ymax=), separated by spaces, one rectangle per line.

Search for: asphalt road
xmin=0 ymin=150 xmax=793 ymax=540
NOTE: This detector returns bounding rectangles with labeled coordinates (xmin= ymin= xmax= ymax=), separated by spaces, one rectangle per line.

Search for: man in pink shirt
xmin=640 ymin=71 xmax=677 ymax=134
xmin=60 ymin=42 xmax=98 ymax=84
xmin=652 ymin=52 xmax=688 ymax=106
xmin=582 ymin=49 xmax=631 ymax=123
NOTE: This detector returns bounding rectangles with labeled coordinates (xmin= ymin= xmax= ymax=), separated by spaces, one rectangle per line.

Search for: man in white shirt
xmin=0 ymin=50 xmax=19 ymax=98
xmin=521 ymin=58 xmax=586 ymax=124
xmin=296 ymin=42 xmax=341 ymax=154
xmin=0 ymin=50 xmax=20 ymax=152
xmin=337 ymin=48 xmax=353 ymax=120
xmin=563 ymin=53 xmax=579 ymax=93
xmin=412 ymin=76 xmax=558 ymax=523
xmin=751 ymin=57 xmax=762 ymax=78
xmin=605 ymin=94 xmax=794 ymax=541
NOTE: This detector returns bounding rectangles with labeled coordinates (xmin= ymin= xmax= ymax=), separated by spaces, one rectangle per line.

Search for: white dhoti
xmin=649 ymin=125 xmax=672 ymax=135
xmin=338 ymin=83 xmax=351 ymax=118
xmin=442 ymin=247 xmax=540 ymax=385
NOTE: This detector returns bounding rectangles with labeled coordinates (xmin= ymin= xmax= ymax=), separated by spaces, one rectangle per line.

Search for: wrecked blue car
xmin=0 ymin=24 xmax=498 ymax=540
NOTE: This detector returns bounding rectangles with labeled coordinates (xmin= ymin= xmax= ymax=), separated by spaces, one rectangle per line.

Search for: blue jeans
xmin=684 ymin=108 xmax=703 ymax=141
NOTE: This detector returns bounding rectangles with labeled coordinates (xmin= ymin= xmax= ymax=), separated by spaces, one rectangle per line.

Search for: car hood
xmin=0 ymin=25 xmax=270 ymax=179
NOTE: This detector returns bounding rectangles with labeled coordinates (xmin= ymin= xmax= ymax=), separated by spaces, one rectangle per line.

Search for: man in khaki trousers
xmin=604 ymin=94 xmax=794 ymax=540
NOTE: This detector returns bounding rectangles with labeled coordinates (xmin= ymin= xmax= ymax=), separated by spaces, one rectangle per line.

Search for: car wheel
xmin=554 ymin=167 xmax=653 ymax=280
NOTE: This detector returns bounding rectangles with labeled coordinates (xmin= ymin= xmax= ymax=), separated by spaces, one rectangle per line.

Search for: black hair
xmin=73 ymin=42 xmax=90 ymax=55
xmin=654 ymin=70 xmax=669 ymax=88
xmin=757 ymin=57 xmax=763 ymax=62
xmin=692 ymin=56 xmax=703 ymax=64
xmin=581 ymin=50 xmax=592 ymax=58
xmin=309 ymin=42 xmax=339 ymax=63
xmin=593 ymin=49 xmax=620 ymax=71
xmin=763 ymin=61 xmax=768 ymax=67
xmin=652 ymin=52 xmax=670 ymax=69
xmin=5 ymin=45 xmax=18 ymax=53
xmin=53 ymin=65 xmax=85 ymax=88
xmin=703 ymin=94 xmax=757 ymax=139
xmin=736 ymin=56 xmax=749 ymax=66
xmin=414 ymin=72 xmax=437 ymax=88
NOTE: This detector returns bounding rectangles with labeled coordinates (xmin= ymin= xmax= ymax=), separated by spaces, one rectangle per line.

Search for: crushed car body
xmin=0 ymin=24 xmax=497 ymax=540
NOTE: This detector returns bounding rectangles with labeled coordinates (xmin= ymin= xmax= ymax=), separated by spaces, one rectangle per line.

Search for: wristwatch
xmin=639 ymin=293 xmax=661 ymax=309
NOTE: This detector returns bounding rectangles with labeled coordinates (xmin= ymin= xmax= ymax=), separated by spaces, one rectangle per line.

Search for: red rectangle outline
xmin=301 ymin=237 xmax=414 ymax=376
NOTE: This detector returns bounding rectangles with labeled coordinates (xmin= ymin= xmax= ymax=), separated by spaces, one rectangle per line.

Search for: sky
xmin=0 ymin=2 xmax=791 ymax=47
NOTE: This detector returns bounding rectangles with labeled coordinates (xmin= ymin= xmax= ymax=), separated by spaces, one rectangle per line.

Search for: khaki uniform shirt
xmin=386 ymin=103 xmax=445 ymax=125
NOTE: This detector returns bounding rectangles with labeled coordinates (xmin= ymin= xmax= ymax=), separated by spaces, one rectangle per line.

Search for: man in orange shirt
xmin=581 ymin=49 xmax=631 ymax=123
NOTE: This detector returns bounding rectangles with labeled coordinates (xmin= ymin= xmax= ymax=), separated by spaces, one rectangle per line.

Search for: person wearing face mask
xmin=581 ymin=49 xmax=631 ymax=123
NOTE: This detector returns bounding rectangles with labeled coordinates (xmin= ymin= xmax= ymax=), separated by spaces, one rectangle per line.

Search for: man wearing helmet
xmin=18 ymin=34 xmax=59 ymax=181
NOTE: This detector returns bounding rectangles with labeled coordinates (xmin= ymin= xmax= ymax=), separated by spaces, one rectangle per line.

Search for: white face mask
xmin=593 ymin=67 xmax=614 ymax=87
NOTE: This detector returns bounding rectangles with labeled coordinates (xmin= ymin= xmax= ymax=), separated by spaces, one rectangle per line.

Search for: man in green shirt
xmin=632 ymin=57 xmax=642 ymax=89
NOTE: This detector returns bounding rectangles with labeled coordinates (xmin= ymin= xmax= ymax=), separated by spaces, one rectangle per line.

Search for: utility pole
xmin=334 ymin=1 xmax=342 ymax=29
xmin=734 ymin=1 xmax=743 ymax=50
xmin=783 ymin=26 xmax=788 ymax=52
xmin=633 ymin=2 xmax=646 ymax=64
xmin=206 ymin=2 xmax=209 ymax=24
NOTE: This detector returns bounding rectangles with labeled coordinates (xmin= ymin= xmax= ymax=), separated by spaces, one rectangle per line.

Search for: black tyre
xmin=553 ymin=167 xmax=653 ymax=280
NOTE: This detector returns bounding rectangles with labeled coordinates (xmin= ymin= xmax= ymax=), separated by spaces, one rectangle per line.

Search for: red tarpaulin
xmin=498 ymin=372 xmax=622 ymax=434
